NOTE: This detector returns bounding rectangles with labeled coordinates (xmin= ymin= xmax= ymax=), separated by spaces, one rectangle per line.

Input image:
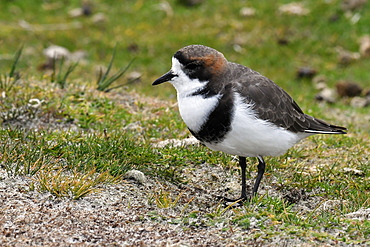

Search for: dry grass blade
xmin=34 ymin=165 xmax=116 ymax=199
xmin=152 ymin=189 xmax=186 ymax=209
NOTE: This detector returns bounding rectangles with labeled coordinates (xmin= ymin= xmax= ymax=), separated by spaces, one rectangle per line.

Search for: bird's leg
xmin=218 ymin=156 xmax=248 ymax=204
xmin=252 ymin=156 xmax=265 ymax=196
xmin=239 ymin=156 xmax=247 ymax=198
xmin=218 ymin=156 xmax=266 ymax=205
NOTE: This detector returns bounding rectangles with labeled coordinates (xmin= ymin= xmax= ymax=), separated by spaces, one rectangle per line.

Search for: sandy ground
xmin=1 ymin=158 xmax=368 ymax=246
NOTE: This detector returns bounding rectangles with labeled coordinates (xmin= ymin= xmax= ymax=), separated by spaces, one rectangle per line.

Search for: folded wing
xmin=235 ymin=74 xmax=346 ymax=134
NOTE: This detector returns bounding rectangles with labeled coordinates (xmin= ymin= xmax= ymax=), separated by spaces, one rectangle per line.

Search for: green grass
xmin=0 ymin=0 xmax=369 ymax=245
xmin=1 ymin=0 xmax=369 ymax=98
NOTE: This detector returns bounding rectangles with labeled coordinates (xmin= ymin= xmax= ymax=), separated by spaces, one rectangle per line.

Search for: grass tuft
xmin=0 ymin=46 xmax=22 ymax=92
xmin=51 ymin=57 xmax=79 ymax=89
xmin=8 ymin=45 xmax=23 ymax=79
xmin=150 ymin=188 xmax=186 ymax=209
xmin=34 ymin=166 xmax=115 ymax=199
xmin=96 ymin=44 xmax=135 ymax=92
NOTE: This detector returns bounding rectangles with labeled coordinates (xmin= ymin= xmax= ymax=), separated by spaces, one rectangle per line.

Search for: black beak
xmin=152 ymin=71 xmax=177 ymax=86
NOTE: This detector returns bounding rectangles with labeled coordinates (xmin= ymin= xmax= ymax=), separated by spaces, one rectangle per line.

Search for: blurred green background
xmin=1 ymin=0 xmax=369 ymax=100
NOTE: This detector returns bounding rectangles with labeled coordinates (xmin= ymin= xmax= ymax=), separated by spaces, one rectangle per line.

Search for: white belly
xmin=205 ymin=95 xmax=312 ymax=157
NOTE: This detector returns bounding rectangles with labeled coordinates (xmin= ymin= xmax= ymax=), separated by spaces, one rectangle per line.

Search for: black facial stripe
xmin=174 ymin=51 xmax=211 ymax=82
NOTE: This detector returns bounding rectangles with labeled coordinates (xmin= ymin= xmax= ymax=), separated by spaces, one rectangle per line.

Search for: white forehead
xmin=171 ymin=57 xmax=183 ymax=74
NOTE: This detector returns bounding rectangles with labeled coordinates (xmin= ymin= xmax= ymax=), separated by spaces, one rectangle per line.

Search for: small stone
xmin=312 ymin=75 xmax=327 ymax=85
xmin=345 ymin=208 xmax=370 ymax=220
xmin=343 ymin=167 xmax=364 ymax=175
xmin=68 ymin=8 xmax=84 ymax=18
xmin=336 ymin=81 xmax=363 ymax=97
xmin=341 ymin=0 xmax=367 ymax=12
xmin=125 ymin=170 xmax=146 ymax=184
xmin=336 ymin=47 xmax=360 ymax=65
xmin=240 ymin=7 xmax=256 ymax=17
xmin=312 ymin=75 xmax=327 ymax=90
xmin=315 ymin=88 xmax=337 ymax=103
xmin=81 ymin=1 xmax=93 ymax=16
xmin=152 ymin=137 xmax=199 ymax=148
xmin=91 ymin=13 xmax=106 ymax=24
xmin=179 ymin=0 xmax=204 ymax=7
xmin=350 ymin=96 xmax=369 ymax=108
xmin=359 ymin=35 xmax=370 ymax=57
xmin=296 ymin=67 xmax=317 ymax=79
xmin=277 ymin=38 xmax=289 ymax=45
xmin=279 ymin=3 xmax=309 ymax=15
xmin=43 ymin=45 xmax=70 ymax=60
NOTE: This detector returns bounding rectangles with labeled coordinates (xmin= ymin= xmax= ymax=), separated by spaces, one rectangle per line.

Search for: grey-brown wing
xmin=234 ymin=74 xmax=345 ymax=133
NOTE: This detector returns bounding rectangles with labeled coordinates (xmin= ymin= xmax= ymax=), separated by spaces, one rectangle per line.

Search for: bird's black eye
xmin=185 ymin=62 xmax=201 ymax=70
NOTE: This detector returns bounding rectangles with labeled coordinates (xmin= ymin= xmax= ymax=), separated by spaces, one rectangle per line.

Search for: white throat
xmin=169 ymin=57 xmax=221 ymax=133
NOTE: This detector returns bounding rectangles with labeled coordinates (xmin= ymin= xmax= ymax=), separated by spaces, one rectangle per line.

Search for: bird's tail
xmin=304 ymin=116 xmax=347 ymax=134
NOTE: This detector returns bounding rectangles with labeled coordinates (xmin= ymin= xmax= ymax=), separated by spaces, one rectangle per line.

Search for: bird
xmin=152 ymin=45 xmax=346 ymax=203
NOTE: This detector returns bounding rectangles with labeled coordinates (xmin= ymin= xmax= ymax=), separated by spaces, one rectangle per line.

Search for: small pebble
xmin=91 ymin=13 xmax=106 ymax=24
xmin=240 ymin=7 xmax=256 ymax=17
xmin=350 ymin=96 xmax=369 ymax=108
xmin=69 ymin=8 xmax=84 ymax=18
xmin=315 ymin=88 xmax=336 ymax=103
xmin=152 ymin=137 xmax=199 ymax=148
xmin=345 ymin=208 xmax=370 ymax=220
xmin=336 ymin=81 xmax=363 ymax=97
xmin=342 ymin=0 xmax=367 ymax=11
xmin=179 ymin=0 xmax=204 ymax=7
xmin=343 ymin=167 xmax=364 ymax=175
xmin=279 ymin=2 xmax=309 ymax=15
xmin=296 ymin=67 xmax=317 ymax=79
xmin=125 ymin=170 xmax=147 ymax=184
xmin=359 ymin=35 xmax=370 ymax=57
xmin=335 ymin=47 xmax=360 ymax=65
xmin=43 ymin=45 xmax=70 ymax=60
